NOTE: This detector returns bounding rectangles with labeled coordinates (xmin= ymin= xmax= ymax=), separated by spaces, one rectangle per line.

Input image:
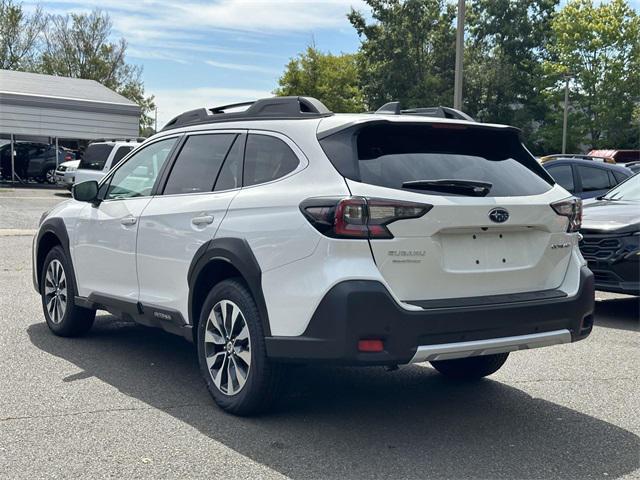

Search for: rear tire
xmin=430 ymin=352 xmax=509 ymax=380
xmin=41 ymin=246 xmax=95 ymax=337
xmin=197 ymin=279 xmax=283 ymax=416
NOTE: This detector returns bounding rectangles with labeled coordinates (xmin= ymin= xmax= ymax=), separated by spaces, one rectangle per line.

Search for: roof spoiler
xmin=375 ymin=101 xmax=475 ymax=122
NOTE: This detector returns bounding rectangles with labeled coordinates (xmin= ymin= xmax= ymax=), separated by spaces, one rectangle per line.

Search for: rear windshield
xmin=78 ymin=144 xmax=115 ymax=170
xmin=320 ymin=123 xmax=554 ymax=197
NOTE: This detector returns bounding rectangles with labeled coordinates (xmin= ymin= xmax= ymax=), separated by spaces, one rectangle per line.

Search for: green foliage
xmin=464 ymin=0 xmax=557 ymax=148
xmin=40 ymin=10 xmax=155 ymax=132
xmin=0 ymin=0 xmax=46 ymax=70
xmin=274 ymin=46 xmax=366 ymax=112
xmin=347 ymin=0 xmax=456 ymax=109
xmin=545 ymin=0 xmax=640 ymax=150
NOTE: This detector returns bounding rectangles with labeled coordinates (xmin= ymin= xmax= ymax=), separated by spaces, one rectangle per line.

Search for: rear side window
xmin=578 ymin=166 xmax=614 ymax=192
xmin=613 ymin=170 xmax=629 ymax=183
xmin=214 ymin=135 xmax=244 ymax=191
xmin=546 ymin=164 xmax=574 ymax=192
xmin=164 ymin=134 xmax=236 ymax=195
xmin=110 ymin=146 xmax=134 ymax=167
xmin=320 ymin=124 xmax=553 ymax=197
xmin=79 ymin=144 xmax=115 ymax=170
xmin=243 ymin=134 xmax=299 ymax=187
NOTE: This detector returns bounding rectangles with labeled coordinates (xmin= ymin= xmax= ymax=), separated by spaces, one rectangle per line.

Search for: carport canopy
xmin=0 ymin=69 xmax=141 ymax=141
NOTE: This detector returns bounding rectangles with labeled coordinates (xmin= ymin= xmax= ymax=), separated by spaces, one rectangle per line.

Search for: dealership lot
xmin=0 ymin=187 xmax=638 ymax=480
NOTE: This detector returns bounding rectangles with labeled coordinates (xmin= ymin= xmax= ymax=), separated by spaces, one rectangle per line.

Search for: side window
xmin=110 ymin=146 xmax=134 ymax=168
xmin=579 ymin=166 xmax=612 ymax=192
xmin=547 ymin=165 xmax=574 ymax=192
xmin=613 ymin=171 xmax=628 ymax=183
xmin=104 ymin=137 xmax=177 ymax=200
xmin=214 ymin=135 xmax=244 ymax=191
xmin=243 ymin=134 xmax=299 ymax=187
xmin=163 ymin=134 xmax=236 ymax=195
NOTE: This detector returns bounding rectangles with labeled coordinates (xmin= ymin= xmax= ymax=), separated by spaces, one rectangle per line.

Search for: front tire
xmin=197 ymin=279 xmax=283 ymax=415
xmin=430 ymin=353 xmax=509 ymax=380
xmin=41 ymin=246 xmax=95 ymax=336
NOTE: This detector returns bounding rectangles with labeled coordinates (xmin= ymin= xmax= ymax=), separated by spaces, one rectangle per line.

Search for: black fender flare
xmin=187 ymin=237 xmax=271 ymax=336
xmin=35 ymin=218 xmax=79 ymax=295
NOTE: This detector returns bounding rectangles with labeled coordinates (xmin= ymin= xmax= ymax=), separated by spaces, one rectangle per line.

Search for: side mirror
xmin=72 ymin=180 xmax=99 ymax=204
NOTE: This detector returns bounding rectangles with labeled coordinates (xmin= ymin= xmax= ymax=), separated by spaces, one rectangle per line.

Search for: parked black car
xmin=543 ymin=158 xmax=633 ymax=199
xmin=580 ymin=174 xmax=640 ymax=296
xmin=0 ymin=142 xmax=72 ymax=183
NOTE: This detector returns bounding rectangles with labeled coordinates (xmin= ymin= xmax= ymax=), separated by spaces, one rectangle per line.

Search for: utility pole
xmin=453 ymin=0 xmax=465 ymax=110
xmin=562 ymin=74 xmax=571 ymax=154
xmin=154 ymin=107 xmax=158 ymax=133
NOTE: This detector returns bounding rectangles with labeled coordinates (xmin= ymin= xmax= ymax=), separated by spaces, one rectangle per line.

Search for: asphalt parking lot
xmin=1 ymin=186 xmax=638 ymax=480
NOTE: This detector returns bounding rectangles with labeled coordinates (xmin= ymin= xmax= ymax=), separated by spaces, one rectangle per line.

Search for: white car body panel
xmin=73 ymin=198 xmax=151 ymax=300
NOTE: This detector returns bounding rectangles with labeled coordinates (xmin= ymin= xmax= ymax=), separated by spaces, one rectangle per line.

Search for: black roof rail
xmin=375 ymin=101 xmax=475 ymax=122
xmin=162 ymin=96 xmax=333 ymax=131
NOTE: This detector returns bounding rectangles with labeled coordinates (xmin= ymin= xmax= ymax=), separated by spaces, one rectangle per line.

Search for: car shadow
xmin=27 ymin=317 xmax=639 ymax=480
xmin=594 ymin=297 xmax=640 ymax=332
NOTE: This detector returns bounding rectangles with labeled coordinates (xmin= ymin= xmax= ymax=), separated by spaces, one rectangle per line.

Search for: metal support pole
xmin=453 ymin=0 xmax=465 ymax=110
xmin=10 ymin=134 xmax=15 ymax=183
xmin=55 ymin=137 xmax=59 ymax=167
xmin=562 ymin=76 xmax=570 ymax=154
xmin=154 ymin=107 xmax=158 ymax=133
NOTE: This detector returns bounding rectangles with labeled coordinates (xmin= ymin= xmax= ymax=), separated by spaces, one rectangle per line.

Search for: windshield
xmin=604 ymin=174 xmax=640 ymax=201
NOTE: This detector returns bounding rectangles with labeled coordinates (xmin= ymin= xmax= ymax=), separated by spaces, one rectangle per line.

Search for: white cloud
xmin=205 ymin=60 xmax=281 ymax=74
xmin=151 ymin=86 xmax=273 ymax=127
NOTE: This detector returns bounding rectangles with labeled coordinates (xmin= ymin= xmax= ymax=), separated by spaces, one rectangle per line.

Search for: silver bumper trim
xmin=410 ymin=329 xmax=572 ymax=363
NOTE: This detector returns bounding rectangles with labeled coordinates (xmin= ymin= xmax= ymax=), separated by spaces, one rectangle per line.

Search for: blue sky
xmin=33 ymin=0 xmax=368 ymax=126
xmin=32 ymin=0 xmax=640 ymax=127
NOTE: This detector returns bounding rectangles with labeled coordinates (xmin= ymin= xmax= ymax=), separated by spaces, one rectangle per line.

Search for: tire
xmin=197 ymin=278 xmax=283 ymax=415
xmin=41 ymin=246 xmax=95 ymax=337
xmin=430 ymin=352 xmax=509 ymax=380
xmin=44 ymin=167 xmax=56 ymax=184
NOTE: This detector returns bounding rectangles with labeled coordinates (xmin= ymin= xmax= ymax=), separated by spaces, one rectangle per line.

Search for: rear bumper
xmin=265 ymin=266 xmax=595 ymax=365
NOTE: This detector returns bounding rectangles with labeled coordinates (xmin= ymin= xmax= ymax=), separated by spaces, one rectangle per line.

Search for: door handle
xmin=192 ymin=215 xmax=214 ymax=226
xmin=121 ymin=216 xmax=137 ymax=226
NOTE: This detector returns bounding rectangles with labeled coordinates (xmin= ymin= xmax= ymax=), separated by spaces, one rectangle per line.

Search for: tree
xmin=348 ymin=0 xmax=456 ymax=110
xmin=274 ymin=46 xmax=365 ymax=112
xmin=40 ymin=10 xmax=155 ymax=132
xmin=545 ymin=0 xmax=640 ymax=149
xmin=464 ymin=0 xmax=557 ymax=148
xmin=0 ymin=0 xmax=47 ymax=70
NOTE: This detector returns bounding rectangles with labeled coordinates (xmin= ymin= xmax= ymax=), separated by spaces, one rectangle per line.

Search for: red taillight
xmin=551 ymin=197 xmax=582 ymax=232
xmin=300 ymin=197 xmax=432 ymax=239
xmin=358 ymin=339 xmax=384 ymax=352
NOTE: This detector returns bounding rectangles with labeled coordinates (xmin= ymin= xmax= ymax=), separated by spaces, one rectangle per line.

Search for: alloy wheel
xmin=46 ymin=168 xmax=56 ymax=184
xmin=203 ymin=299 xmax=251 ymax=396
xmin=44 ymin=259 xmax=67 ymax=324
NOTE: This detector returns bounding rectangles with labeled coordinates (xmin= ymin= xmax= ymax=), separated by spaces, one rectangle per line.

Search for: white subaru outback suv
xmin=33 ymin=96 xmax=594 ymax=415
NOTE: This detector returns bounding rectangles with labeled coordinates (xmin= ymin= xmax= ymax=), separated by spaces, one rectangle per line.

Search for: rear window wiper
xmin=402 ymin=179 xmax=493 ymax=196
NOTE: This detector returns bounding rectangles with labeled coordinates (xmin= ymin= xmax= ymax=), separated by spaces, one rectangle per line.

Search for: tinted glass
xmin=546 ymin=164 xmax=574 ymax=192
xmin=214 ymin=135 xmax=244 ymax=191
xmin=105 ymin=138 xmax=176 ymax=200
xmin=613 ymin=170 xmax=629 ymax=183
xmin=243 ymin=135 xmax=299 ymax=186
xmin=164 ymin=134 xmax=236 ymax=195
xmin=111 ymin=146 xmax=134 ymax=167
xmin=579 ymin=166 xmax=613 ymax=192
xmin=351 ymin=124 xmax=552 ymax=197
xmin=79 ymin=144 xmax=115 ymax=170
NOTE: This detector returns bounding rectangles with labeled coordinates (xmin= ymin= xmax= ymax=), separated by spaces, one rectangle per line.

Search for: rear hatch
xmin=319 ymin=120 xmax=574 ymax=302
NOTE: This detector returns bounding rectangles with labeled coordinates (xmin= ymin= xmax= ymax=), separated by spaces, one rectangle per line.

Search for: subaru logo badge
xmin=488 ymin=208 xmax=509 ymax=223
